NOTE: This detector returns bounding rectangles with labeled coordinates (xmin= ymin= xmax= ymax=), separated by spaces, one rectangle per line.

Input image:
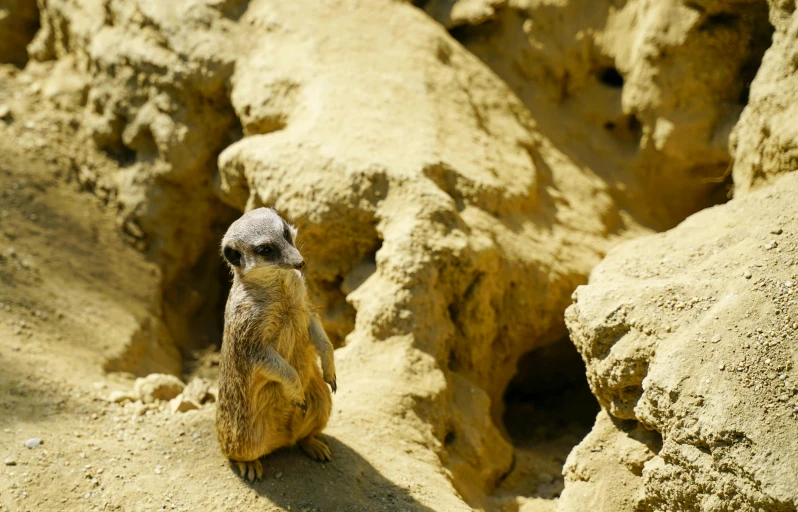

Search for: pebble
xmin=771 ymin=227 xmax=783 ymax=235
xmin=133 ymin=374 xmax=185 ymax=404
xmin=275 ymin=472 xmax=282 ymax=479
xmin=108 ymin=391 xmax=134 ymax=403
xmin=154 ymin=465 xmax=163 ymax=474
xmin=711 ymin=335 xmax=721 ymax=343
xmin=4 ymin=456 xmax=16 ymax=466
xmin=23 ymin=438 xmax=41 ymax=449
xmin=743 ymin=270 xmax=752 ymax=279
xmin=0 ymin=104 xmax=9 ymax=119
xmin=170 ymin=396 xmax=200 ymax=414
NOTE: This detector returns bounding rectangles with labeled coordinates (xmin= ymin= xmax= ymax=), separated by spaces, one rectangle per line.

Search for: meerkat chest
xmin=262 ymin=289 xmax=310 ymax=353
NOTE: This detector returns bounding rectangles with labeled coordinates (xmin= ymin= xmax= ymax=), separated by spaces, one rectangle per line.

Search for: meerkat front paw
xmin=234 ymin=459 xmax=263 ymax=482
xmin=325 ymin=375 xmax=337 ymax=394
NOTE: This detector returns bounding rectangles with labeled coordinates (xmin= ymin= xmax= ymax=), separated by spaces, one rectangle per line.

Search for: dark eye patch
xmin=223 ymin=246 xmax=242 ymax=267
xmin=254 ymin=244 xmax=274 ymax=256
xmin=283 ymin=225 xmax=293 ymax=245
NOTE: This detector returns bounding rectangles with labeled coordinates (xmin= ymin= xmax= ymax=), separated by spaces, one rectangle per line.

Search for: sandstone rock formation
xmin=731 ymin=0 xmax=798 ymax=196
xmin=563 ymin=171 xmax=798 ymax=511
xmin=421 ymin=0 xmax=772 ymax=227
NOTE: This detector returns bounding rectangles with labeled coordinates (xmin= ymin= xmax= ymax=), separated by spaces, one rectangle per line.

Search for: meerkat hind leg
xmin=298 ymin=436 xmax=331 ymax=462
xmin=234 ymin=458 xmax=264 ymax=482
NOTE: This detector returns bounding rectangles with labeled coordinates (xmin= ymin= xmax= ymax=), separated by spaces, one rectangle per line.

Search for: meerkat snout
xmin=221 ymin=207 xmax=304 ymax=274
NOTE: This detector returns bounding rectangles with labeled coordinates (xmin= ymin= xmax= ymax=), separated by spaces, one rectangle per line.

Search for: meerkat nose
xmin=295 ymin=260 xmax=306 ymax=270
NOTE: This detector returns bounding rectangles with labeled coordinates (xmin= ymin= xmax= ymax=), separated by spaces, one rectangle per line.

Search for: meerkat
xmin=215 ymin=207 xmax=337 ymax=482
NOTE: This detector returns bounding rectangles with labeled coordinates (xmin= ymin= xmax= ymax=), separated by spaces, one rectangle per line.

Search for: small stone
xmin=4 ymin=456 xmax=16 ymax=466
xmin=743 ymin=270 xmax=752 ymax=279
xmin=181 ymin=377 xmax=215 ymax=405
xmin=275 ymin=472 xmax=282 ymax=479
xmin=23 ymin=438 xmax=41 ymax=449
xmin=169 ymin=396 xmax=200 ymax=414
xmin=0 ymin=105 xmax=9 ymax=120
xmin=786 ymin=281 xmax=793 ymax=288
xmin=771 ymin=227 xmax=783 ymax=235
xmin=154 ymin=465 xmax=164 ymax=475
xmin=718 ymin=363 xmax=725 ymax=370
xmin=83 ymin=493 xmax=91 ymax=499
xmin=711 ymin=335 xmax=721 ymax=343
xmin=766 ymin=359 xmax=772 ymax=364
xmin=107 ymin=391 xmax=134 ymax=403
xmin=133 ymin=374 xmax=185 ymax=404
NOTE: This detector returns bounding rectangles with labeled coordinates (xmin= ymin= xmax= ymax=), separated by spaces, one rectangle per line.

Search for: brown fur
xmin=215 ymin=209 xmax=336 ymax=480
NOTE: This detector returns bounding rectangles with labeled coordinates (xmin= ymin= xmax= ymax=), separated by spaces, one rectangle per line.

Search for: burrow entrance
xmin=494 ymin=336 xmax=600 ymax=501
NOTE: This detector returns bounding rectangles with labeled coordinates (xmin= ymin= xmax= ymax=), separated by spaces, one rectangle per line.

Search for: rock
xmin=558 ymin=411 xmax=660 ymax=512
xmin=23 ymin=438 xmax=41 ymax=449
xmin=133 ymin=374 xmax=185 ymax=404
xmin=169 ymin=396 xmax=200 ymax=414
xmin=424 ymin=0 xmax=771 ymax=225
xmin=731 ymin=2 xmax=798 ymax=196
xmin=0 ymin=105 xmax=10 ymax=120
xmin=181 ymin=377 xmax=214 ymax=405
xmin=107 ymin=390 xmax=135 ymax=404
xmin=4 ymin=456 xmax=16 ymax=466
xmin=564 ymin=172 xmax=798 ymax=511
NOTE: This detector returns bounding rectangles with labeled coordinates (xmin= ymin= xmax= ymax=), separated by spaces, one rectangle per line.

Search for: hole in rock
xmin=495 ymin=336 xmax=600 ymax=500
xmin=597 ymin=67 xmax=624 ymax=88
xmin=178 ymin=253 xmax=232 ymax=381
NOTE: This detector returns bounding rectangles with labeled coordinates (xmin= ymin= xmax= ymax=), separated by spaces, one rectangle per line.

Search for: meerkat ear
xmin=223 ymin=246 xmax=242 ymax=267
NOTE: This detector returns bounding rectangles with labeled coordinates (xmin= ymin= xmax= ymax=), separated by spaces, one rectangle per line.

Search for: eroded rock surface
xmin=421 ymin=0 xmax=772 ymax=227
xmin=731 ymin=0 xmax=798 ymax=196
xmin=564 ymin=171 xmax=798 ymax=511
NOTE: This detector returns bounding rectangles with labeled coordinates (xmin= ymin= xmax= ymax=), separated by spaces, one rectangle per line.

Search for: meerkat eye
xmin=254 ymin=244 xmax=273 ymax=256
xmin=223 ymin=246 xmax=242 ymax=267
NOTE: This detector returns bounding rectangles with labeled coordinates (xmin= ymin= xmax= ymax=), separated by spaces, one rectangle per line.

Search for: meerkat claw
xmin=298 ymin=436 xmax=332 ymax=462
xmin=294 ymin=400 xmax=308 ymax=414
xmin=234 ymin=459 xmax=263 ymax=482
xmin=328 ymin=378 xmax=337 ymax=394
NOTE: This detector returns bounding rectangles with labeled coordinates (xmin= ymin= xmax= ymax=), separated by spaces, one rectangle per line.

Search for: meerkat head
xmin=221 ymin=208 xmax=304 ymax=278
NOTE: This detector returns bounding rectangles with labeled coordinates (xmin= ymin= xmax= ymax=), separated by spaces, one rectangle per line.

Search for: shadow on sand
xmin=229 ymin=435 xmax=436 ymax=512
